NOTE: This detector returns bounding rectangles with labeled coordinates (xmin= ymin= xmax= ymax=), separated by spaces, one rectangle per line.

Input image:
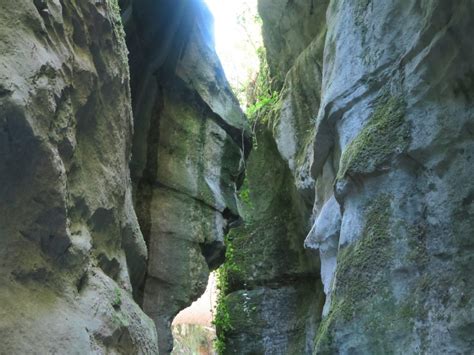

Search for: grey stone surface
xmin=258 ymin=0 xmax=329 ymax=86
xmin=0 ymin=0 xmax=157 ymax=352
xmin=225 ymin=285 xmax=324 ymax=355
xmin=313 ymin=1 xmax=474 ymax=353
xmin=126 ymin=1 xmax=249 ymax=353
xmin=241 ymin=0 xmax=474 ymax=353
xmin=3 ymin=0 xmax=473 ymax=353
xmin=0 ymin=0 xmax=246 ymax=353
xmin=221 ymin=125 xmax=323 ymax=354
xmin=305 ymin=195 xmax=340 ymax=316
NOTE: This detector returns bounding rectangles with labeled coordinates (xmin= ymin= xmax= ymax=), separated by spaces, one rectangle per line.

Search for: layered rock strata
xmin=124 ymin=0 xmax=250 ymax=353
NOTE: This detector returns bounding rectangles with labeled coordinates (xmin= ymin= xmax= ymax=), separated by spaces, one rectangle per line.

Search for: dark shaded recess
xmin=98 ymin=253 xmax=121 ymax=281
xmin=76 ymin=272 xmax=88 ymax=293
xmin=33 ymin=0 xmax=48 ymax=14
xmin=200 ymin=241 xmax=226 ymax=271
xmin=0 ymin=85 xmax=12 ymax=98
xmin=0 ymin=102 xmax=72 ymax=259
xmin=223 ymin=207 xmax=242 ymax=230
xmin=124 ymin=0 xmax=200 ymax=306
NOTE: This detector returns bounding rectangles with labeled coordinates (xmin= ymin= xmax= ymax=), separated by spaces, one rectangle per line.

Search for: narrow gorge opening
xmin=1 ymin=0 xmax=473 ymax=354
xmin=123 ymin=0 xmax=258 ymax=353
xmin=166 ymin=1 xmax=265 ymax=353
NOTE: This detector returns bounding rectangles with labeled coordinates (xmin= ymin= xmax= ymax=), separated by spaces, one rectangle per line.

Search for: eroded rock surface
xmin=220 ymin=126 xmax=323 ymax=354
xmin=2 ymin=0 xmax=473 ymax=353
xmin=125 ymin=0 xmax=250 ymax=353
xmin=312 ymin=1 xmax=474 ymax=353
xmin=224 ymin=0 xmax=474 ymax=354
xmin=0 ymin=0 xmax=247 ymax=353
xmin=0 ymin=0 xmax=157 ymax=352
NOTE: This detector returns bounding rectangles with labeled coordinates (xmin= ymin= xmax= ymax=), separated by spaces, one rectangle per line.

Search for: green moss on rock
xmin=315 ymin=194 xmax=394 ymax=351
xmin=214 ymin=124 xmax=319 ymax=353
xmin=337 ymin=96 xmax=409 ymax=180
xmin=336 ymin=194 xmax=392 ymax=299
xmin=106 ymin=0 xmax=129 ymax=65
xmin=314 ymin=194 xmax=429 ymax=353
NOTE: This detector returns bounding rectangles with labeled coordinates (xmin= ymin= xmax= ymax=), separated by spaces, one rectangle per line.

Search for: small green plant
xmin=238 ymin=176 xmax=254 ymax=216
xmin=213 ymin=267 xmax=232 ymax=354
xmin=112 ymin=311 xmax=129 ymax=327
xmin=245 ymin=47 xmax=280 ymax=124
xmin=112 ymin=287 xmax=122 ymax=309
xmin=213 ymin=233 xmax=242 ymax=354
xmin=246 ymin=91 xmax=280 ymax=122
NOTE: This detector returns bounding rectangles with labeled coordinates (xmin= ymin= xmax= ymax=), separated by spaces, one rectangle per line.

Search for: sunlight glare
xmin=204 ymin=0 xmax=262 ymax=104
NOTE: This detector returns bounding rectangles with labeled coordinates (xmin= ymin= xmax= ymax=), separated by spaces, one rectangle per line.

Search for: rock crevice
xmin=0 ymin=0 xmax=247 ymax=353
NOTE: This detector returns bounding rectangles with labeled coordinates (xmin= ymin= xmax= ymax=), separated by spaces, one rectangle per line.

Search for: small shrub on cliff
xmin=245 ymin=47 xmax=280 ymax=124
xmin=112 ymin=287 xmax=122 ymax=309
xmin=213 ymin=233 xmax=242 ymax=354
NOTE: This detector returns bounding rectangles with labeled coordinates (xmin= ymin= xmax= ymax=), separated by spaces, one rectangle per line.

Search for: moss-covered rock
xmin=215 ymin=124 xmax=323 ymax=353
xmin=315 ymin=194 xmax=404 ymax=353
xmin=337 ymin=95 xmax=409 ymax=180
xmin=0 ymin=0 xmax=157 ymax=352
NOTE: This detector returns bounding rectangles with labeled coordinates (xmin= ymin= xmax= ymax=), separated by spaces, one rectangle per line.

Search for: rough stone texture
xmin=125 ymin=0 xmax=250 ymax=353
xmin=3 ymin=0 xmax=473 ymax=353
xmin=254 ymin=0 xmax=474 ymax=354
xmin=259 ymin=0 xmax=329 ymax=86
xmin=216 ymin=1 xmax=331 ymax=353
xmin=304 ymin=195 xmax=340 ymax=317
xmin=221 ymin=126 xmax=324 ymax=354
xmin=261 ymin=0 xmax=330 ymax=201
xmin=311 ymin=1 xmax=474 ymax=353
xmin=225 ymin=285 xmax=322 ymax=355
xmin=0 ymin=0 xmax=157 ymax=353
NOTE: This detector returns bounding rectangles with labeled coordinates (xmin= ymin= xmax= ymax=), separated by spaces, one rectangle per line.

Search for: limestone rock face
xmin=0 ymin=0 xmax=157 ymax=353
xmin=220 ymin=126 xmax=324 ymax=354
xmin=251 ymin=0 xmax=474 ymax=353
xmin=0 ymin=0 xmax=246 ymax=353
xmin=312 ymin=1 xmax=474 ymax=353
xmin=125 ymin=0 xmax=250 ymax=353
xmin=218 ymin=1 xmax=330 ymax=353
xmin=259 ymin=0 xmax=329 ymax=86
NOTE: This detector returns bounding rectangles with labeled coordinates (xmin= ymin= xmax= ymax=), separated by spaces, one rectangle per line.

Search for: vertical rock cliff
xmin=2 ymin=0 xmax=473 ymax=354
xmin=0 ymin=0 xmax=247 ymax=353
xmin=220 ymin=0 xmax=474 ymax=354
xmin=312 ymin=1 xmax=474 ymax=353
xmin=0 ymin=0 xmax=157 ymax=353
xmin=217 ymin=0 xmax=329 ymax=353
xmin=124 ymin=0 xmax=250 ymax=353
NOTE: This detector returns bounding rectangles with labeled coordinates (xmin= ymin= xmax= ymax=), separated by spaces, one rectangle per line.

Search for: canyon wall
xmin=218 ymin=0 xmax=329 ymax=352
xmin=0 ymin=0 xmax=247 ymax=354
xmin=124 ymin=0 xmax=249 ymax=353
xmin=312 ymin=1 xmax=474 ymax=353
xmin=221 ymin=0 xmax=474 ymax=354
xmin=0 ymin=0 xmax=157 ymax=352
xmin=2 ymin=0 xmax=474 ymax=354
